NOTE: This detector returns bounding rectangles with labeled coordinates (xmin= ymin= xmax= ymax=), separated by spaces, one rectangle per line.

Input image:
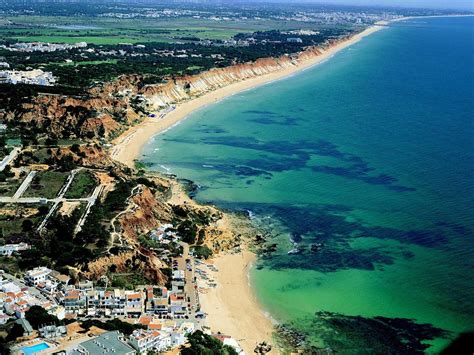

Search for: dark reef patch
xmin=277 ymin=311 xmax=449 ymax=354
xmin=164 ymin=135 xmax=415 ymax=192
xmin=193 ymin=125 xmax=228 ymax=134
xmin=214 ymin=201 xmax=449 ymax=272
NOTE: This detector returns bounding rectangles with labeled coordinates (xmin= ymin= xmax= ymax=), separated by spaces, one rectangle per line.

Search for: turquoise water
xmin=141 ymin=17 xmax=474 ymax=352
xmin=22 ymin=342 xmax=50 ymax=355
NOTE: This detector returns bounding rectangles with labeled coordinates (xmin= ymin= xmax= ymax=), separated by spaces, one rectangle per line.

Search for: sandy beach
xmin=111 ymin=22 xmax=386 ymax=168
xmin=198 ymin=250 xmax=276 ymax=354
xmin=110 ymin=21 xmax=387 ymax=354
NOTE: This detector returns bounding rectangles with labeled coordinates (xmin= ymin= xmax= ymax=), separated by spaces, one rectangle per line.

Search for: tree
xmin=21 ymin=219 xmax=34 ymax=232
xmin=25 ymin=305 xmax=60 ymax=329
xmin=71 ymin=143 xmax=81 ymax=153
xmin=192 ymin=245 xmax=213 ymax=260
xmin=177 ymin=220 xmax=197 ymax=245
xmin=45 ymin=136 xmax=58 ymax=146
xmin=181 ymin=331 xmax=238 ymax=355
xmin=58 ymin=154 xmax=75 ymax=171
xmin=6 ymin=323 xmax=24 ymax=342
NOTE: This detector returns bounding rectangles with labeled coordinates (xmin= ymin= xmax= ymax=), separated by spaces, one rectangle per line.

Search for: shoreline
xmin=110 ymin=20 xmax=387 ymax=354
xmin=197 ymin=248 xmax=277 ymax=354
xmin=111 ymin=22 xmax=387 ymax=167
xmin=109 ymin=18 xmax=391 ymax=354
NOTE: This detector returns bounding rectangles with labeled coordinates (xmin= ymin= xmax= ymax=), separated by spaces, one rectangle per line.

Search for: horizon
xmin=2 ymin=0 xmax=473 ymax=12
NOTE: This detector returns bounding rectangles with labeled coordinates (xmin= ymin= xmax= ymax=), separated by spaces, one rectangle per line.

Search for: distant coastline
xmin=111 ymin=21 xmax=387 ymax=167
xmin=109 ymin=15 xmax=467 ymax=353
xmin=109 ymin=20 xmax=387 ymax=354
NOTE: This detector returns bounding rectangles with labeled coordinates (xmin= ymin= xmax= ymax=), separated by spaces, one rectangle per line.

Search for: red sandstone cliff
xmin=0 ymin=40 xmax=344 ymax=140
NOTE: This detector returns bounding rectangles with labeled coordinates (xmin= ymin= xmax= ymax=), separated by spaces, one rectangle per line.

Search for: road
xmin=37 ymin=169 xmax=85 ymax=233
xmin=57 ymin=168 xmax=81 ymax=198
xmin=12 ymin=170 xmax=37 ymax=199
xmin=74 ymin=184 xmax=105 ymax=234
xmin=0 ymin=147 xmax=20 ymax=172
xmin=175 ymin=243 xmax=198 ymax=314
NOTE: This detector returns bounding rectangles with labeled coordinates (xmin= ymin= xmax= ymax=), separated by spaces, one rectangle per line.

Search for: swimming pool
xmin=21 ymin=342 xmax=50 ymax=355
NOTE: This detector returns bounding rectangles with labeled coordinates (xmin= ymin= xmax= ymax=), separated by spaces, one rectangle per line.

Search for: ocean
xmin=141 ymin=17 xmax=474 ymax=353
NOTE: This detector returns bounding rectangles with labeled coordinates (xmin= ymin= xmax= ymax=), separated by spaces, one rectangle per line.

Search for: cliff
xmin=118 ymin=186 xmax=173 ymax=240
xmin=0 ymin=40 xmax=342 ymax=141
xmin=83 ymin=249 xmax=167 ymax=285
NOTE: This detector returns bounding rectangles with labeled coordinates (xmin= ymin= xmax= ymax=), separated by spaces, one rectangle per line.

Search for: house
xmin=171 ymin=331 xmax=186 ymax=347
xmin=125 ymin=291 xmax=143 ymax=316
xmin=0 ymin=313 xmax=10 ymax=325
xmin=213 ymin=334 xmax=244 ymax=354
xmin=128 ymin=329 xmax=171 ymax=353
xmin=48 ymin=270 xmax=70 ymax=286
xmin=39 ymin=324 xmax=67 ymax=339
xmin=73 ymin=331 xmax=136 ymax=355
xmin=25 ymin=267 xmax=51 ymax=286
xmin=0 ymin=243 xmax=30 ymax=256
xmin=62 ymin=290 xmax=87 ymax=314
xmin=287 ymin=37 xmax=303 ymax=43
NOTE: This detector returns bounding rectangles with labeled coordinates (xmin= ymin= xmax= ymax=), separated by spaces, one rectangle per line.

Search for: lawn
xmin=0 ymin=179 xmax=22 ymax=197
xmin=0 ymin=203 xmax=49 ymax=241
xmin=0 ymin=15 xmax=261 ymax=45
xmin=59 ymin=59 xmax=118 ymax=66
xmin=64 ymin=170 xmax=96 ymax=198
xmin=24 ymin=170 xmax=68 ymax=199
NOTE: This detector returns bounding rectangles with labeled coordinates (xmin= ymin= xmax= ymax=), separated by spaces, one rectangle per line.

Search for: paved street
xmin=0 ymin=147 xmax=20 ymax=172
xmin=12 ymin=170 xmax=37 ymax=199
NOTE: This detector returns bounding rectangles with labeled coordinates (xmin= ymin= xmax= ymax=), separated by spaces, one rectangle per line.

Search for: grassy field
xmin=65 ymin=170 xmax=96 ymax=198
xmin=0 ymin=203 xmax=48 ymax=240
xmin=0 ymin=215 xmax=43 ymax=238
xmin=0 ymin=179 xmax=22 ymax=197
xmin=59 ymin=59 xmax=118 ymax=66
xmin=0 ymin=15 xmax=290 ymax=44
xmin=24 ymin=170 xmax=68 ymax=199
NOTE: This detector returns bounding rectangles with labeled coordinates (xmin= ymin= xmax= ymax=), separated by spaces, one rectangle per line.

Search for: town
xmin=1 ymin=0 xmax=469 ymax=354
xmin=1 ymin=241 xmax=239 ymax=354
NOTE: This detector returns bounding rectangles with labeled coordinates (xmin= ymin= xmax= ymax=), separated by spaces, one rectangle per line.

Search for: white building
xmin=0 ymin=243 xmax=30 ymax=256
xmin=0 ymin=69 xmax=56 ymax=86
xmin=25 ymin=267 xmax=52 ymax=285
xmin=129 ymin=329 xmax=172 ymax=353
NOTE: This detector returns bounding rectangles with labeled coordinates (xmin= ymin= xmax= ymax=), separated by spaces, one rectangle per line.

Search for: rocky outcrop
xmin=83 ymin=249 xmax=167 ymax=285
xmin=51 ymin=144 xmax=115 ymax=168
xmin=118 ymin=186 xmax=173 ymax=240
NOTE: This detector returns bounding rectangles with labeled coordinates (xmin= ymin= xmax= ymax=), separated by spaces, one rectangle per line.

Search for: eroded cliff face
xmin=118 ymin=186 xmax=173 ymax=240
xmin=83 ymin=249 xmax=167 ymax=285
xmin=1 ymin=89 xmax=142 ymax=140
xmin=52 ymin=144 xmax=115 ymax=168
xmin=0 ymin=42 xmax=336 ymax=140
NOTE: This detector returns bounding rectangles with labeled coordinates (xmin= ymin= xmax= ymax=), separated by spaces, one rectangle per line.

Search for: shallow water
xmin=141 ymin=17 xmax=474 ymax=352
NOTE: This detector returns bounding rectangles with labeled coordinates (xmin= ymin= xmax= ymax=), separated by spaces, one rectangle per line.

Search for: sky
xmin=286 ymin=0 xmax=473 ymax=11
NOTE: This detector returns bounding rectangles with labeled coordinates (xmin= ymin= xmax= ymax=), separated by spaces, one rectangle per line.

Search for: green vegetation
xmin=17 ymin=204 xmax=92 ymax=269
xmin=0 ymin=166 xmax=15 ymax=183
xmin=177 ymin=220 xmax=198 ymax=244
xmin=110 ymin=273 xmax=149 ymax=290
xmin=181 ymin=330 xmax=238 ymax=355
xmin=76 ymin=180 xmax=136 ymax=248
xmin=24 ymin=170 xmax=68 ymax=199
xmin=26 ymin=305 xmax=61 ymax=329
xmin=0 ymin=167 xmax=19 ymax=196
xmin=0 ymin=204 xmax=48 ymax=241
xmin=65 ymin=170 xmax=96 ymax=198
xmin=6 ymin=323 xmax=24 ymax=342
xmin=138 ymin=235 xmax=160 ymax=250
xmin=192 ymin=245 xmax=213 ymax=260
